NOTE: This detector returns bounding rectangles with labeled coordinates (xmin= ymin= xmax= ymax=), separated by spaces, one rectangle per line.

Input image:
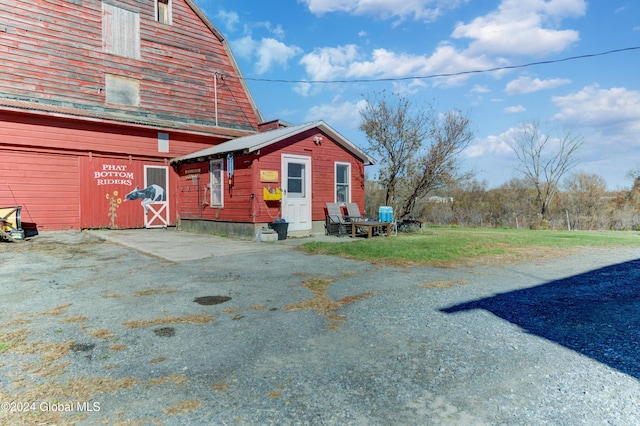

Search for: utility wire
xmin=238 ymin=46 xmax=640 ymax=84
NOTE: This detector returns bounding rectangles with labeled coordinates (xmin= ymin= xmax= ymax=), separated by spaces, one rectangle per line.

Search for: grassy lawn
xmin=300 ymin=227 xmax=640 ymax=266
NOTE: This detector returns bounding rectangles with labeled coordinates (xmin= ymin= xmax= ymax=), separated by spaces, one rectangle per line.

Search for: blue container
xmin=379 ymin=206 xmax=393 ymax=222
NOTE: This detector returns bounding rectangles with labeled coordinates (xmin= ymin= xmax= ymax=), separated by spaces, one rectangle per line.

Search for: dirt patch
xmin=284 ymin=277 xmax=376 ymax=330
xmin=123 ymin=314 xmax=214 ymax=329
xmin=419 ymin=279 xmax=469 ymax=289
xmin=163 ymin=399 xmax=202 ymax=415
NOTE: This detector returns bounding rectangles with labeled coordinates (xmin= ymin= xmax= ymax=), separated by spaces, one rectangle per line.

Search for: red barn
xmin=0 ymin=0 xmax=371 ymax=238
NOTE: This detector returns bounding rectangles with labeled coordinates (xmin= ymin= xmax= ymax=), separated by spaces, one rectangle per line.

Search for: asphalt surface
xmin=1 ymin=228 xmax=639 ymax=425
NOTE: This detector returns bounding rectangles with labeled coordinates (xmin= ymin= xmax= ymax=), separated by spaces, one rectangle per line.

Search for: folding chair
xmin=345 ymin=203 xmax=365 ymax=221
xmin=325 ymin=202 xmax=352 ymax=237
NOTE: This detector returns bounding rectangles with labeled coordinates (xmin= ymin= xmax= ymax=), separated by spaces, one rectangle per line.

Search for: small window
xmin=157 ymin=132 xmax=169 ymax=153
xmin=156 ymin=0 xmax=171 ymax=24
xmin=287 ymin=163 xmax=305 ymax=198
xmin=210 ymin=159 xmax=223 ymax=207
xmin=105 ymin=74 xmax=140 ymax=106
xmin=335 ymin=163 xmax=351 ymax=203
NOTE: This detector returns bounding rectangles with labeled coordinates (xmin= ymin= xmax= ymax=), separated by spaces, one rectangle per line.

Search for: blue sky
xmin=194 ymin=0 xmax=640 ymax=190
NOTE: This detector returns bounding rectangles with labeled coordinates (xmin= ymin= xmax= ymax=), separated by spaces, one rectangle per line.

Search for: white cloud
xmin=452 ymin=0 xmax=586 ymax=57
xmin=216 ymin=10 xmax=239 ymax=33
xmin=552 ymin=85 xmax=640 ymax=131
xmin=255 ymin=39 xmax=302 ymax=74
xmin=298 ymin=0 xmax=467 ymax=22
xmin=504 ymin=105 xmax=526 ymax=113
xmin=471 ymin=85 xmax=490 ymax=94
xmin=231 ymin=36 xmax=257 ymax=59
xmin=250 ymin=21 xmax=286 ymax=39
xmin=299 ymin=45 xmax=360 ymax=81
xmin=298 ymin=0 xmax=585 ymax=87
xmin=304 ymin=98 xmax=368 ymax=128
xmin=231 ymin=37 xmax=302 ymax=74
xmin=299 ymin=43 xmax=494 ymax=86
xmin=464 ymin=130 xmax=516 ymax=159
xmin=505 ymin=76 xmax=571 ymax=95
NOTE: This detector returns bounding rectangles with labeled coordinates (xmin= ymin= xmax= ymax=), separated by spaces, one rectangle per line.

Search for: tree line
xmin=360 ymin=91 xmax=640 ymax=231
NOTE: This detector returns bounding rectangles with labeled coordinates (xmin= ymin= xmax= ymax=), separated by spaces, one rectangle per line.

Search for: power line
xmin=239 ymin=46 xmax=640 ymax=84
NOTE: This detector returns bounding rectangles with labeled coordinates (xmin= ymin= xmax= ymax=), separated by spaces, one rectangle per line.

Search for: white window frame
xmin=156 ymin=0 xmax=172 ymax=25
xmin=335 ymin=162 xmax=351 ymax=204
xmin=209 ymin=159 xmax=224 ymax=207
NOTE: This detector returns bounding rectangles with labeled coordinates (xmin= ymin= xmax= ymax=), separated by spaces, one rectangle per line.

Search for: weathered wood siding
xmin=0 ymin=0 xmax=265 ymax=230
xmin=0 ymin=0 xmax=259 ymax=130
xmin=176 ymin=130 xmax=366 ymax=224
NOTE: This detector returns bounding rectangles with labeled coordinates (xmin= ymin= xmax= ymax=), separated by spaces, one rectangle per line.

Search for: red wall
xmin=176 ymin=129 xmax=366 ymax=224
xmin=0 ymin=151 xmax=80 ymax=231
xmin=0 ymin=111 xmax=221 ymax=230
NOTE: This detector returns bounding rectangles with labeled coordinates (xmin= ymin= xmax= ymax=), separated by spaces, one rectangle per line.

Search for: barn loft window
xmin=335 ymin=162 xmax=351 ymax=203
xmin=156 ymin=0 xmax=171 ymax=24
xmin=102 ymin=2 xmax=140 ymax=59
xmin=105 ymin=74 xmax=140 ymax=106
xmin=209 ymin=159 xmax=224 ymax=207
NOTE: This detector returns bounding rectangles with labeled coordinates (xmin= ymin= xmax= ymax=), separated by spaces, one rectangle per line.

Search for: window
xmin=102 ymin=3 xmax=140 ymax=59
xmin=287 ymin=163 xmax=305 ymax=198
xmin=105 ymin=74 xmax=140 ymax=106
xmin=335 ymin=163 xmax=351 ymax=203
xmin=156 ymin=0 xmax=171 ymax=24
xmin=157 ymin=132 xmax=169 ymax=153
xmin=209 ymin=159 xmax=223 ymax=207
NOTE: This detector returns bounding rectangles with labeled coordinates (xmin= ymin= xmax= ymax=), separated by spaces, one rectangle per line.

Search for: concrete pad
xmin=87 ymin=228 xmax=287 ymax=262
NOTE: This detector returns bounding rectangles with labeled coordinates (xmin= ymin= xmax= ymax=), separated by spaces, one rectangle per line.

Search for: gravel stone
xmin=1 ymin=231 xmax=639 ymax=425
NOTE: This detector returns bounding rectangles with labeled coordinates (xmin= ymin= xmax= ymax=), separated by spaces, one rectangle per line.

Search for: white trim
xmin=143 ymin=165 xmax=169 ymax=228
xmin=155 ymin=0 xmax=172 ymax=25
xmin=209 ymin=159 xmax=224 ymax=207
xmin=282 ymin=154 xmax=312 ymax=232
xmin=335 ymin=162 xmax=351 ymax=204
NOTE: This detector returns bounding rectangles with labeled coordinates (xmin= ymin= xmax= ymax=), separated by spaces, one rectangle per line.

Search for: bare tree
xmin=360 ymin=91 xmax=474 ymax=218
xmin=506 ymin=120 xmax=584 ymax=220
xmin=563 ymin=172 xmax=608 ymax=230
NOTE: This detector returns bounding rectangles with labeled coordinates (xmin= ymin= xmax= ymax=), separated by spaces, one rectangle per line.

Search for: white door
xmin=282 ymin=154 xmax=311 ymax=232
xmin=144 ymin=165 xmax=169 ymax=228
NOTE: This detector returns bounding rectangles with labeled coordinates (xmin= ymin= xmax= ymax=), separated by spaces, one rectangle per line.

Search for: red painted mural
xmin=79 ymin=158 xmax=174 ymax=229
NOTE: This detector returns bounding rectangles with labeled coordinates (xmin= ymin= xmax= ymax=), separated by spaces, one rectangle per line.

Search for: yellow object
xmin=260 ymin=170 xmax=279 ymax=182
xmin=263 ymin=187 xmax=283 ymax=201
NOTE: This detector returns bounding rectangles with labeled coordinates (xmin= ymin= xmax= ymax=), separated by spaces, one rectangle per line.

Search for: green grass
xmin=300 ymin=227 xmax=640 ymax=265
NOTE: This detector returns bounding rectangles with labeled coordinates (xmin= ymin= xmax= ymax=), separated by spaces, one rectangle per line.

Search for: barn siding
xmin=0 ymin=151 xmax=80 ymax=230
xmin=0 ymin=111 xmax=222 ymax=230
xmin=0 ymin=0 xmax=259 ymax=130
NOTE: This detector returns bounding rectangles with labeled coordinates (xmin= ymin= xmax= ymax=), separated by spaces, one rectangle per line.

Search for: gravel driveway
xmin=1 ymin=231 xmax=639 ymax=425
